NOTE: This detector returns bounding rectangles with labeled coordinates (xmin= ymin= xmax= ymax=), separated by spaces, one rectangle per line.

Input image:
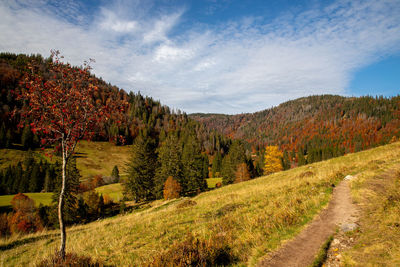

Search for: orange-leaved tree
xmin=263 ymin=145 xmax=283 ymax=175
xmin=16 ymin=50 xmax=126 ymax=259
xmin=163 ymin=176 xmax=181 ymax=200
xmin=234 ymin=163 xmax=250 ymax=183
xmin=9 ymin=193 xmax=42 ymax=234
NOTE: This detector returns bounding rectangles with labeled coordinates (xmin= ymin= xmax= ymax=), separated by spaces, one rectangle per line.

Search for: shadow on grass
xmin=0 ymin=233 xmax=59 ymax=251
xmin=72 ymin=152 xmax=88 ymax=159
xmin=0 ymin=227 xmax=89 ymax=251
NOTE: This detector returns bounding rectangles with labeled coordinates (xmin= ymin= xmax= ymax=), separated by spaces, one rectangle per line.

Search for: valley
xmin=1 ymin=142 xmax=399 ymax=266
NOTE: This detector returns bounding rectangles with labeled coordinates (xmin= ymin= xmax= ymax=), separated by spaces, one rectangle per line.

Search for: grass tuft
xmin=309 ymin=235 xmax=334 ymax=267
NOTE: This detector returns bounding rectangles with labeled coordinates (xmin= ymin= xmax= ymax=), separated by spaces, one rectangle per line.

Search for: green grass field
xmin=2 ymin=142 xmax=399 ymax=266
xmin=0 ymin=141 xmax=131 ymax=180
xmin=95 ymin=183 xmax=124 ymax=202
xmin=74 ymin=141 xmax=131 ymax=180
xmin=206 ymin=177 xmax=222 ymax=188
xmin=0 ymin=192 xmax=53 ymax=208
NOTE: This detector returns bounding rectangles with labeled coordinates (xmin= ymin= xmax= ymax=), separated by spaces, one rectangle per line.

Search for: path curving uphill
xmin=258 ymin=179 xmax=359 ymax=267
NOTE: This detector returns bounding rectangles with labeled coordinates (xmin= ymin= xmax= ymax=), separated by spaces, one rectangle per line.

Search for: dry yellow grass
xmin=1 ymin=142 xmax=399 ymax=266
xmin=342 ymin=148 xmax=400 ymax=266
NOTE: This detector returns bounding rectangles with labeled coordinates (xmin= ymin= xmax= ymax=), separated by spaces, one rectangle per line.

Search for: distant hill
xmin=190 ymin=95 xmax=400 ymax=166
xmin=0 ymin=52 xmax=230 ymax=154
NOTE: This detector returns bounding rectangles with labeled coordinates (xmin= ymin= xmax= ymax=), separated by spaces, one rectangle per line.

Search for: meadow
xmin=0 ymin=192 xmax=53 ymax=208
xmin=1 ymin=142 xmax=399 ymax=266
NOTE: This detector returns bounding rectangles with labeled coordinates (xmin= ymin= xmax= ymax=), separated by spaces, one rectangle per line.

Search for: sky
xmin=0 ymin=0 xmax=399 ymax=114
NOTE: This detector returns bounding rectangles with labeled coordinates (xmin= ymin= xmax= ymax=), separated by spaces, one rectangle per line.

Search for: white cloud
xmin=99 ymin=9 xmax=137 ymax=33
xmin=0 ymin=0 xmax=399 ymax=114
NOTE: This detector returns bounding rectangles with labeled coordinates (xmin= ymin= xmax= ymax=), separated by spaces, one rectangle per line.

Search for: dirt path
xmin=258 ymin=179 xmax=359 ymax=267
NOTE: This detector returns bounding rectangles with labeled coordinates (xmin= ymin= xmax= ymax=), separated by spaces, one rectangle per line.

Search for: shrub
xmin=9 ymin=210 xmax=43 ymax=234
xmin=92 ymin=175 xmax=105 ymax=188
xmin=11 ymin=193 xmax=35 ymax=213
xmin=176 ymin=199 xmax=197 ymax=209
xmin=38 ymin=252 xmax=104 ymax=267
xmin=147 ymin=233 xmax=237 ymax=267
xmin=0 ymin=213 xmax=10 ymax=237
xmin=8 ymin=193 xmax=43 ymax=234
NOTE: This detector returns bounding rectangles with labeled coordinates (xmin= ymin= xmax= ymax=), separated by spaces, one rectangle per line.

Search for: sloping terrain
xmin=191 ymin=95 xmax=400 ymax=166
xmin=0 ymin=141 xmax=130 ymax=181
xmin=1 ymin=142 xmax=399 ymax=266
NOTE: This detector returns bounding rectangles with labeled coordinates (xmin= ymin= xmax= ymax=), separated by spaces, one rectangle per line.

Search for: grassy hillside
xmin=0 ymin=141 xmax=131 ymax=181
xmin=0 ymin=192 xmax=53 ymax=208
xmin=95 ymin=183 xmax=124 ymax=202
xmin=74 ymin=141 xmax=131 ymax=180
xmin=1 ymin=142 xmax=399 ymax=266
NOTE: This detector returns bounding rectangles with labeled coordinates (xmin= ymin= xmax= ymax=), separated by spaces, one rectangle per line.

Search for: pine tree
xmin=297 ymin=150 xmax=306 ymax=166
xmin=222 ymin=141 xmax=246 ymax=185
xmin=111 ymin=165 xmax=120 ymax=183
xmin=282 ymin=150 xmax=291 ymax=170
xmin=28 ymin=163 xmax=41 ymax=192
xmin=0 ymin=123 xmax=6 ymax=148
xmin=154 ymin=134 xmax=183 ymax=199
xmin=5 ymin=129 xmax=12 ymax=148
xmin=181 ymin=135 xmax=206 ymax=195
xmin=21 ymin=124 xmax=33 ymax=150
xmin=212 ymin=152 xmax=222 ymax=177
xmin=124 ymin=136 xmax=157 ymax=202
xmin=221 ymin=155 xmax=233 ymax=185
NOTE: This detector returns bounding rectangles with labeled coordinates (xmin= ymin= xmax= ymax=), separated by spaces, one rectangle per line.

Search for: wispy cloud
xmin=1 ymin=0 xmax=399 ymax=114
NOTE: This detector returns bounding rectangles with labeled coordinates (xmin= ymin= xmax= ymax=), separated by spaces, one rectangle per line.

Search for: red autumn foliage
xmin=11 ymin=193 xmax=35 ymax=213
xmin=8 ymin=193 xmax=42 ymax=234
xmin=15 ymin=50 xmax=126 ymax=258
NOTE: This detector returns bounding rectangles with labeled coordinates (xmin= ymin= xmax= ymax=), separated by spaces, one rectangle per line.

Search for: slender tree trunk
xmin=58 ymin=137 xmax=67 ymax=260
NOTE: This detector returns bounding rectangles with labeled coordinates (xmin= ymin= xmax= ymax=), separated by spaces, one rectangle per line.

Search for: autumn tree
xmin=234 ymin=163 xmax=250 ymax=183
xmin=263 ymin=146 xmax=283 ymax=175
xmin=9 ymin=193 xmax=42 ymax=234
xmin=163 ymin=176 xmax=181 ymax=200
xmin=16 ymin=50 xmax=124 ymax=259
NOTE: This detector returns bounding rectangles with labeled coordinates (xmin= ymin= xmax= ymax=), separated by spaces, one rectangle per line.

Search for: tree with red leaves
xmin=16 ymin=50 xmax=124 ymax=259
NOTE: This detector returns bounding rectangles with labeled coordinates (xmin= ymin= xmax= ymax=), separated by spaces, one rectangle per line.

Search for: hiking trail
xmin=258 ymin=178 xmax=359 ymax=267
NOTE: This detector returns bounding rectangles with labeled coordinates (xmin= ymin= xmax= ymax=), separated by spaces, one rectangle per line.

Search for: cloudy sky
xmin=1 ymin=0 xmax=399 ymax=114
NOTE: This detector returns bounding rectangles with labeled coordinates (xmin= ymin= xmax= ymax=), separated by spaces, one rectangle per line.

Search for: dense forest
xmin=191 ymin=95 xmax=400 ymax=167
xmin=0 ymin=52 xmax=258 ymax=203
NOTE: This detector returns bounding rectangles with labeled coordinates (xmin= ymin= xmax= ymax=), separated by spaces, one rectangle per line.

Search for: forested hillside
xmin=191 ymin=95 xmax=400 ymax=167
xmin=0 ymin=53 xmax=229 ymax=151
xmin=1 ymin=52 xmax=256 ymax=203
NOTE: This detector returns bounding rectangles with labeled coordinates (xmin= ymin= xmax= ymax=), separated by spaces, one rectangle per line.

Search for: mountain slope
xmin=1 ymin=142 xmax=399 ymax=266
xmin=191 ymin=95 xmax=400 ymax=166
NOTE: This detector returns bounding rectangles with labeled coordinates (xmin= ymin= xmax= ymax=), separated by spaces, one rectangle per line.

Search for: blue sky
xmin=0 ymin=0 xmax=399 ymax=114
